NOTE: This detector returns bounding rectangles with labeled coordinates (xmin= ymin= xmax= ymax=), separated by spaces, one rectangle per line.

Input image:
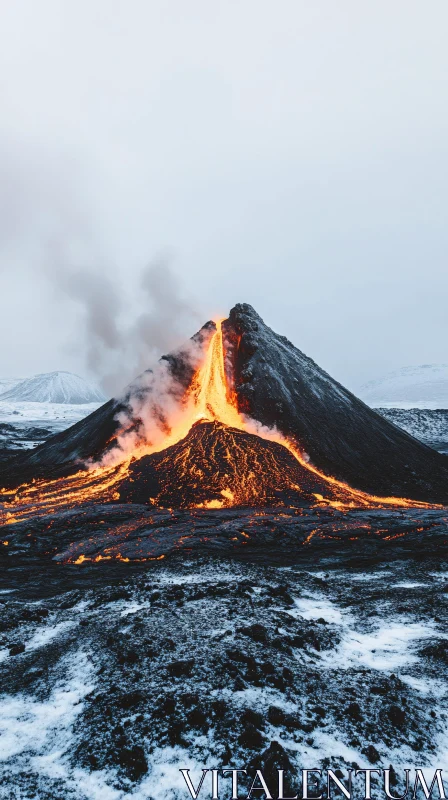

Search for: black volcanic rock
xmin=222 ymin=303 xmax=448 ymax=503
xmin=1 ymin=553 xmax=446 ymax=796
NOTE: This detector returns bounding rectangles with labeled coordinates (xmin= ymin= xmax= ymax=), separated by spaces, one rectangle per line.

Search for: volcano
xmin=1 ymin=303 xmax=448 ymax=521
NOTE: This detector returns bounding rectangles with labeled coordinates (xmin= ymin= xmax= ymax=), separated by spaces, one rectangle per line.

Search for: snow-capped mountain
xmin=0 ymin=377 xmax=22 ymax=395
xmin=0 ymin=371 xmax=106 ymax=405
xmin=358 ymin=364 xmax=448 ymax=409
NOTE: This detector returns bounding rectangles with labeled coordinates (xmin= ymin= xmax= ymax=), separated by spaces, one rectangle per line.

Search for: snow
xmin=137 ymin=748 xmax=216 ymax=800
xmin=336 ymin=620 xmax=437 ymax=671
xmin=287 ymin=587 xmax=445 ymax=672
xmin=0 ymin=371 xmax=106 ymax=404
xmin=377 ymin=400 xmax=448 ymax=410
xmin=120 ymin=602 xmax=147 ymax=617
xmin=0 ymin=377 xmax=22 ymax=395
xmin=375 ymin=408 xmax=448 ymax=453
xmin=287 ymin=594 xmax=346 ymax=625
xmin=282 ymin=729 xmax=366 ymax=770
xmin=157 ymin=569 xmax=238 ymax=586
xmin=392 ymin=581 xmax=428 ymax=589
xmin=0 ymin=399 xmax=102 ymax=434
xmin=358 ymin=364 xmax=448 ymax=409
xmin=231 ymin=685 xmax=295 ymax=710
xmin=0 ymin=649 xmax=94 ymax=763
xmin=399 ymin=674 xmax=447 ymax=696
xmin=26 ymin=620 xmax=76 ymax=651
xmin=430 ymin=571 xmax=448 ymax=581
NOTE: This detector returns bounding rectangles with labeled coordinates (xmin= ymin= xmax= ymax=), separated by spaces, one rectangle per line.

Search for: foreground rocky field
xmin=0 ymin=512 xmax=447 ymax=799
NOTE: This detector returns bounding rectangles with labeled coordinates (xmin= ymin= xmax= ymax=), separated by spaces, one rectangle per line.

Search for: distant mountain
xmin=0 ymin=371 xmax=106 ymax=405
xmin=0 ymin=377 xmax=22 ymax=395
xmin=358 ymin=364 xmax=448 ymax=409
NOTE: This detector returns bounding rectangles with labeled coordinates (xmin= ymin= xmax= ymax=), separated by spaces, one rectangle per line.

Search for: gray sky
xmin=0 ymin=0 xmax=447 ymax=394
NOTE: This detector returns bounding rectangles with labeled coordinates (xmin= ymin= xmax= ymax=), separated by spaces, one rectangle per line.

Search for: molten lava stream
xmin=0 ymin=319 xmax=439 ymax=525
xmin=0 ymin=463 xmax=130 ymax=526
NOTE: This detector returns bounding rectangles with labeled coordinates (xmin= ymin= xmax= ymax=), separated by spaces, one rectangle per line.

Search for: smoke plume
xmin=53 ymin=256 xmax=203 ymax=396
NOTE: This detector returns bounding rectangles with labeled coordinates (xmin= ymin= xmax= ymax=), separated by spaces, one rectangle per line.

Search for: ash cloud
xmin=53 ymin=256 xmax=203 ymax=397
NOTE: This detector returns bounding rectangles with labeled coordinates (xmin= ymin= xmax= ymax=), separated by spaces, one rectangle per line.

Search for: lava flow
xmin=0 ymin=320 xmax=439 ymax=526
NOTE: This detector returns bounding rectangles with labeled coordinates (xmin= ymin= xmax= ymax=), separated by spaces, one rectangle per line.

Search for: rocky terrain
xmin=0 ymin=422 xmax=52 ymax=454
xmin=0 ymin=532 xmax=447 ymax=799
xmin=0 ymin=403 xmax=104 ymax=478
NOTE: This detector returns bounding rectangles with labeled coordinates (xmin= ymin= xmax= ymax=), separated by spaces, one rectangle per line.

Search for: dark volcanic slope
xmin=223 ymin=304 xmax=448 ymax=503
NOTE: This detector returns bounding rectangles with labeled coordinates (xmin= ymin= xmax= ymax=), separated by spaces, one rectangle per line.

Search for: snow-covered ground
xmin=0 ymin=557 xmax=446 ymax=798
xmin=375 ymin=408 xmax=448 ymax=455
xmin=358 ymin=364 xmax=448 ymax=409
xmin=353 ymin=365 xmax=448 ymax=453
xmin=0 ymin=372 xmax=106 ymax=450
xmin=0 ymin=401 xmax=103 ymax=450
xmin=0 ymin=400 xmax=101 ymax=430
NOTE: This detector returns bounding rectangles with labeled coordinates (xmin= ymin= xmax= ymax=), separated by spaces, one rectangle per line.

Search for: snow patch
xmin=351 ymin=572 xmax=388 ymax=582
xmin=392 ymin=581 xmax=428 ymax=589
xmin=0 ymin=650 xmax=94 ymax=763
xmin=26 ymin=620 xmax=76 ymax=651
xmin=399 ymin=674 xmax=447 ymax=697
xmin=329 ymin=620 xmax=439 ymax=671
xmin=288 ymin=594 xmax=346 ymax=625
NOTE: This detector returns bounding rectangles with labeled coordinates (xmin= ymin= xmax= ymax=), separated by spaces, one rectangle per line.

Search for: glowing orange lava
xmin=193 ymin=319 xmax=243 ymax=428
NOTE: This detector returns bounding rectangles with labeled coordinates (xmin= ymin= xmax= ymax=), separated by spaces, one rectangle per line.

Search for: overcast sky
xmin=0 ymin=0 xmax=447 ymax=394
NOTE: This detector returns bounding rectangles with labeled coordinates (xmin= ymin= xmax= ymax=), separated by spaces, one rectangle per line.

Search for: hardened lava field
xmin=0 ymin=553 xmax=447 ymax=799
